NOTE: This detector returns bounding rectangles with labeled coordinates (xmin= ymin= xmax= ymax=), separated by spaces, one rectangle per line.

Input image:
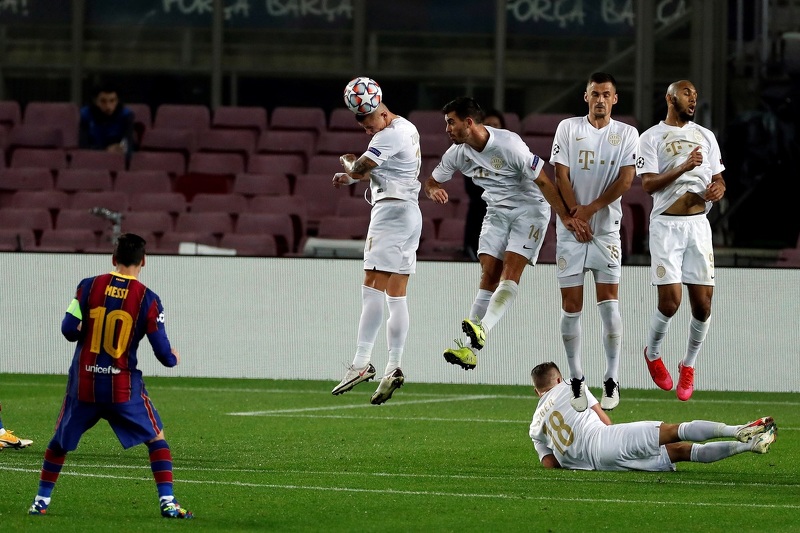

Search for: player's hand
xmin=682 ymin=146 xmax=703 ymax=172
xmin=427 ymin=187 xmax=449 ymax=204
xmin=562 ymin=216 xmax=593 ymax=242
xmin=339 ymin=154 xmax=357 ymax=172
xmin=570 ymin=204 xmax=594 ymax=223
xmin=704 ymin=180 xmax=725 ymax=202
xmin=332 ymin=172 xmax=357 ymax=188
xmin=171 ymin=347 xmax=181 ymax=365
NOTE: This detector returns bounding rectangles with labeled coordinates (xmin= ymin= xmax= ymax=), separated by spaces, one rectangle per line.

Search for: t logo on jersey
xmin=578 ymin=150 xmax=595 ymax=170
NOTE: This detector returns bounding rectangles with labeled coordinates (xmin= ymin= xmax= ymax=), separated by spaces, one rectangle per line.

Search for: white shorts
xmin=364 ymin=199 xmax=422 ymax=275
xmin=556 ymin=230 xmax=622 ymax=288
xmin=477 ymin=203 xmax=551 ymax=264
xmin=593 ymin=421 xmax=676 ymax=472
xmin=649 ymin=214 xmax=715 ymax=286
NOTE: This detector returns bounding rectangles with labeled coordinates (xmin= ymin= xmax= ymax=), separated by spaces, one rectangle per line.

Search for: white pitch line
xmin=0 ymin=465 xmax=797 ymax=509
xmin=227 ymin=394 xmax=494 ymax=416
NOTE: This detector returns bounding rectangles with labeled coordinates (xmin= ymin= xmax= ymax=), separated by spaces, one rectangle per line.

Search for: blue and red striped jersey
xmin=61 ymin=272 xmax=177 ymax=403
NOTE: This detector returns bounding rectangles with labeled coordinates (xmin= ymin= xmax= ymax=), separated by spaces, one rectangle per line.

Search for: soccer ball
xmin=343 ymin=77 xmax=382 ymax=115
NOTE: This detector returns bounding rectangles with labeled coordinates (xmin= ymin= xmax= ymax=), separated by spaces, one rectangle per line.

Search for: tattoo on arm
xmin=351 ymin=157 xmax=377 ymax=178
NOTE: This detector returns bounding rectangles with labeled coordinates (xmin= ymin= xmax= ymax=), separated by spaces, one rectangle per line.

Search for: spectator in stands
xmin=461 ymin=109 xmax=505 ymax=261
xmin=79 ymin=82 xmax=135 ymax=159
xmin=0 ymin=402 xmax=33 ymax=449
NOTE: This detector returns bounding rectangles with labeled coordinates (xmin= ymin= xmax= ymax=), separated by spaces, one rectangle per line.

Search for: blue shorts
xmin=52 ymin=393 xmax=164 ymax=451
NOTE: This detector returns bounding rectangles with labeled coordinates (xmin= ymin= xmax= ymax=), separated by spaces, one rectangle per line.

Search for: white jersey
xmin=529 ymin=381 xmax=605 ymax=471
xmin=361 ymin=116 xmax=421 ymax=203
xmin=550 ymin=116 xmax=639 ymax=236
xmin=432 ymin=126 xmax=545 ymax=209
xmin=637 ymin=121 xmax=725 ymax=218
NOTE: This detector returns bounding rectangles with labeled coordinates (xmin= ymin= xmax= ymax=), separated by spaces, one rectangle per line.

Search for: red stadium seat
xmin=154 ymin=104 xmax=210 ymax=131
xmin=70 ymin=191 xmax=129 ymax=213
xmin=0 ymin=101 xmax=22 ymax=130
xmin=219 ymin=233 xmax=278 ymax=257
xmin=0 ymin=168 xmax=55 ymax=192
xmin=56 ymin=208 xmax=112 ymax=233
xmin=174 ymin=212 xmax=234 ymax=235
xmin=537 ymin=220 xmax=557 ymax=264
xmin=121 ymin=211 xmax=173 ymax=236
xmin=69 ymin=149 xmax=126 ymax=173
xmin=521 ymin=113 xmax=574 ymax=136
xmin=232 ymin=173 xmax=290 ymax=197
xmin=316 ymin=215 xmax=370 ymax=240
xmin=408 ymin=110 xmax=446 ymax=135
xmin=56 ymin=169 xmax=113 ymax=192
xmin=256 ymin=130 xmax=316 ymax=162
xmin=328 ymin=108 xmax=362 ymax=132
xmin=417 ymin=217 xmax=464 ymax=261
xmin=140 ymin=128 xmax=198 ymax=156
xmin=129 ymin=151 xmax=186 ymax=176
xmin=23 ymin=102 xmax=80 ymax=148
xmin=156 ymin=231 xmax=219 ymax=253
xmin=6 ymin=125 xmax=63 ymax=151
xmin=0 ymin=207 xmax=52 ymax=232
xmin=11 ymin=148 xmax=68 ymax=170
xmin=125 ymin=103 xmax=153 ymax=130
xmin=128 ymin=192 xmax=187 ymax=215
xmin=247 ymin=154 xmax=304 ymax=177
xmin=0 ymin=228 xmax=35 ymax=251
xmin=37 ymin=228 xmax=99 ymax=253
xmin=306 ymin=155 xmax=342 ymax=175
xmin=190 ymin=193 xmax=248 ymax=215
xmin=420 ymin=133 xmax=452 ymax=158
xmin=248 ymin=194 xmax=308 ymax=241
xmin=235 ymin=212 xmax=295 ymax=254
xmin=6 ymin=190 xmax=70 ymax=212
xmin=503 ymin=112 xmax=522 ymax=134
xmin=114 ymin=170 xmax=172 ymax=194
xmin=293 ymin=174 xmax=340 ymax=223
xmin=212 ymin=106 xmax=268 ymax=134
xmin=187 ymin=152 xmax=245 ymax=175
xmin=196 ymin=129 xmax=256 ymax=158
xmin=335 ymin=196 xmax=373 ymax=218
xmin=315 ymin=131 xmax=367 ymax=155
xmin=270 ymin=106 xmax=326 ymax=136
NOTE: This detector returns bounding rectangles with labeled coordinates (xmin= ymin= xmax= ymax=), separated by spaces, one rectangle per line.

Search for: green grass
xmin=0 ymin=374 xmax=797 ymax=532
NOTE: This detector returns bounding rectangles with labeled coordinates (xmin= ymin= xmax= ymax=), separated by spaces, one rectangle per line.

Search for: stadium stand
xmin=219 ymin=233 xmax=278 ymax=257
xmin=10 ymin=148 xmax=68 ymax=170
xmin=521 ymin=113 xmax=574 ymax=135
xmin=232 ymin=173 xmax=290 ymax=197
xmin=212 ymin=106 xmax=268 ymax=134
xmin=23 ymin=102 xmax=80 ymax=148
xmin=55 ymin=169 xmax=113 ymax=192
xmin=129 ymin=151 xmax=186 ymax=176
xmin=190 ymin=192 xmax=248 ymax=215
xmin=114 ymin=170 xmax=172 ymax=194
xmin=0 ymin=228 xmax=35 ymax=251
xmin=0 ymin=168 xmax=55 ymax=192
xmin=270 ymin=106 xmax=326 ymax=136
xmin=68 ymin=149 xmax=126 ymax=173
xmin=316 ymin=215 xmax=370 ymax=240
xmin=127 ymin=192 xmax=187 ymax=215
xmin=328 ymin=108 xmax=362 ymax=132
xmin=235 ymin=212 xmax=295 ymax=255
xmin=247 ymin=154 xmax=304 ymax=178
xmin=154 ymin=104 xmax=211 ymax=131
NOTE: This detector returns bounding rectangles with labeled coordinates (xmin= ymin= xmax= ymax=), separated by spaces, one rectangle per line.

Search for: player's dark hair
xmin=588 ymin=72 xmax=617 ymax=91
xmin=483 ymin=108 xmax=506 ymax=128
xmin=91 ymin=80 xmax=120 ymax=99
xmin=531 ymin=362 xmax=561 ymax=389
xmin=442 ymin=96 xmax=485 ymax=123
xmin=113 ymin=233 xmax=146 ymax=266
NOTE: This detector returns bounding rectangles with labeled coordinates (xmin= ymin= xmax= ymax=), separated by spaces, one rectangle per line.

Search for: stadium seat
xmin=10 ymin=148 xmax=68 ymax=170
xmin=129 ymin=151 xmax=186 ymax=176
xmin=125 ymin=103 xmax=153 ymax=130
xmin=235 ymin=212 xmax=295 ymax=255
xmin=316 ymin=215 xmax=370 ymax=240
xmin=0 ymin=228 xmax=35 ymax=251
xmin=154 ymin=104 xmax=211 ymax=131
xmin=174 ymin=211 xmax=233 ymax=235
xmin=69 ymin=191 xmax=129 ymax=213
xmin=6 ymin=125 xmax=63 ymax=152
xmin=522 ymin=135 xmax=556 ymax=177
xmin=140 ymin=128 xmax=198 ymax=156
xmin=187 ymin=152 xmax=245 ymax=175
xmin=248 ymin=194 xmax=308 ymax=241
xmin=408 ymin=110 xmax=446 ymax=135
xmin=190 ymin=193 xmax=248 ymax=215
xmin=69 ymin=149 xmax=126 ymax=173
xmin=212 ymin=106 xmax=268 ymax=134
xmin=419 ymin=197 xmax=456 ymax=224
xmin=120 ymin=211 xmax=173 ymax=236
xmin=0 ymin=207 xmax=52 ymax=232
xmin=0 ymin=101 xmax=22 ymax=130
xmin=6 ymin=190 xmax=70 ymax=212
xmin=521 ymin=113 xmax=574 ymax=136
xmin=114 ymin=170 xmax=172 ymax=194
xmin=23 ymin=102 xmax=80 ymax=148
xmin=620 ymin=202 xmax=635 ymax=259
xmin=256 ymin=130 xmax=316 ymax=162
xmin=37 ymin=228 xmax=99 ymax=253
xmin=315 ymin=131 xmax=367 ymax=155
xmin=293 ymin=174 xmax=341 ymax=223
xmin=156 ymin=231 xmax=219 ymax=253
xmin=614 ymin=114 xmax=640 ymax=131
xmin=197 ymin=129 xmax=256 ymax=159
xmin=335 ymin=196 xmax=373 ymax=218
xmin=219 ymin=233 xmax=278 ymax=257
xmin=537 ymin=220 xmax=557 ymax=264
xmin=0 ymin=168 xmax=55 ymax=192
xmin=56 ymin=169 xmax=113 ymax=192
xmin=128 ymin=192 xmax=187 ymax=215
xmin=306 ymin=154 xmax=342 ymax=175
xmin=247 ymin=154 xmax=304 ymax=178
xmin=420 ymin=133 xmax=452 ymax=158
xmin=270 ymin=106 xmax=326 ymax=136
xmin=503 ymin=112 xmax=522 ymax=134
xmin=56 ymin=208 xmax=112 ymax=233
xmin=232 ymin=173 xmax=290 ymax=197
xmin=622 ymin=178 xmax=653 ymax=253
xmin=417 ymin=217 xmax=464 ymax=261
xmin=328 ymin=108 xmax=362 ymax=132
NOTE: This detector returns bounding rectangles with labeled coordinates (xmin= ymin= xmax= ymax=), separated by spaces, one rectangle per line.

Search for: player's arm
xmin=534 ymin=169 xmax=592 ymax=242
xmin=146 ymin=298 xmax=179 ymax=367
xmin=641 ymin=146 xmax=702 ymax=194
xmin=540 ymin=454 xmax=562 ymax=469
xmin=61 ymin=297 xmax=83 ymax=342
xmin=592 ymin=404 xmax=612 ymax=425
xmin=704 ymin=172 xmax=726 ymax=202
xmin=424 ymin=176 xmax=449 ymax=204
xmin=333 ymin=154 xmax=378 ymax=188
xmin=577 ymin=165 xmax=635 ymax=221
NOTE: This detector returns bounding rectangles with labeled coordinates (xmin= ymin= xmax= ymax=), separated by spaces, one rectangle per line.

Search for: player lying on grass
xmin=529 ymin=362 xmax=777 ymax=471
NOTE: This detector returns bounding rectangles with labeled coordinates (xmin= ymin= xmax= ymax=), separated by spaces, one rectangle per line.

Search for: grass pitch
xmin=0 ymin=374 xmax=797 ymax=532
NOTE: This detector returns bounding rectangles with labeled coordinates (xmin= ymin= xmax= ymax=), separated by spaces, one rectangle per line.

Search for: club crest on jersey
xmin=693 ymin=129 xmax=704 ymax=142
xmin=608 ymin=133 xmax=621 ymax=146
xmin=368 ymin=147 xmax=381 ymax=157
xmin=491 ymin=156 xmax=504 ymax=170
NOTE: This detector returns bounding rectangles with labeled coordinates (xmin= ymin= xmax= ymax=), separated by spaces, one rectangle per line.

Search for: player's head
xmin=91 ymin=81 xmax=121 ymax=116
xmin=531 ymin=362 xmax=562 ymax=396
xmin=666 ymin=80 xmax=697 ymax=122
xmin=584 ymin=72 xmax=618 ymax=119
xmin=483 ymin=108 xmax=506 ymax=129
xmin=113 ymin=233 xmax=146 ymax=267
xmin=442 ymin=96 xmax=485 ymax=144
xmin=355 ymin=102 xmax=391 ymax=135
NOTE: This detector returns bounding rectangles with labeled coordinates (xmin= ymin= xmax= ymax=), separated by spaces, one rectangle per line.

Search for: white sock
xmin=0 ymin=428 xmax=5 ymax=436
xmin=597 ymin=300 xmax=622 ymax=382
xmin=35 ymin=495 xmax=52 ymax=505
xmin=469 ymin=289 xmax=493 ymax=322
xmin=683 ymin=316 xmax=711 ymax=368
xmin=560 ymin=310 xmax=583 ymax=380
xmin=646 ymin=309 xmax=671 ymax=360
xmin=352 ymin=285 xmax=384 ymax=368
xmin=479 ymin=280 xmax=519 ymax=333
xmin=385 ymin=295 xmax=409 ymax=374
xmin=678 ymin=420 xmax=735 ymax=441
xmin=690 ymin=441 xmax=751 ymax=463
